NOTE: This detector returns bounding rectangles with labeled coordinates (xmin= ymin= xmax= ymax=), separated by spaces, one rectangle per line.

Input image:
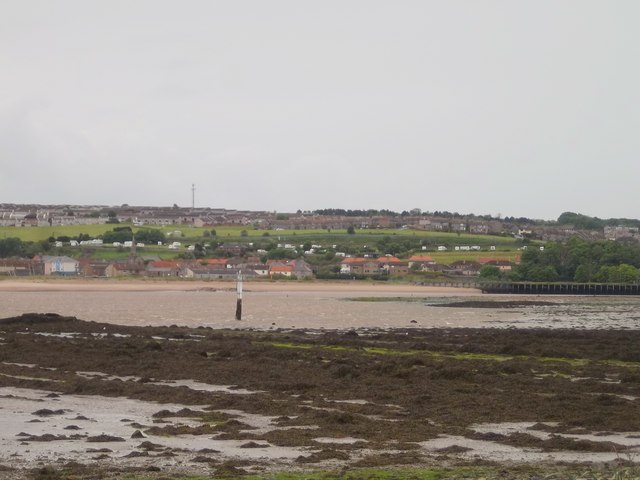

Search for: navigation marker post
xmin=235 ymin=270 xmax=243 ymax=320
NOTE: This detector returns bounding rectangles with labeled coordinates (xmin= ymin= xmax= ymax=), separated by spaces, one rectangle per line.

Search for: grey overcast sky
xmin=1 ymin=1 xmax=639 ymax=220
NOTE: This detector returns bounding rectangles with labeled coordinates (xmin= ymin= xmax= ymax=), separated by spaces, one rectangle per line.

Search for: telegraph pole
xmin=191 ymin=184 xmax=195 ymax=210
xmin=235 ymin=270 xmax=243 ymax=320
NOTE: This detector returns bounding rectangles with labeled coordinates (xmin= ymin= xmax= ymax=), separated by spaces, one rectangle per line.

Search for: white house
xmin=41 ymin=256 xmax=80 ymax=276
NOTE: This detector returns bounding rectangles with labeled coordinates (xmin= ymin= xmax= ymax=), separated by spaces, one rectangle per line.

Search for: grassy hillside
xmin=1 ymin=224 xmax=528 ymax=263
xmin=1 ymin=224 xmax=520 ymax=243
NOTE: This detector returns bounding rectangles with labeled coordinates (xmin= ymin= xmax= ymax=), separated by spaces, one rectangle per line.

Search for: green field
xmin=1 ymin=224 xmax=530 ymax=264
xmin=0 ymin=224 xmax=521 ymax=243
xmin=429 ymin=250 xmax=523 ymax=264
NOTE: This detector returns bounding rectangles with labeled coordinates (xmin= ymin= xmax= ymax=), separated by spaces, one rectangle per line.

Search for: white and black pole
xmin=235 ymin=270 xmax=243 ymax=320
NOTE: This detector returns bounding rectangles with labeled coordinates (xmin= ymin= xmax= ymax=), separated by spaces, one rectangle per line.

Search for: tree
xmin=135 ymin=229 xmax=166 ymax=244
xmin=101 ymin=227 xmax=133 ymax=244
xmin=193 ymin=243 xmax=206 ymax=259
xmin=0 ymin=238 xmax=23 ymax=257
xmin=267 ymin=248 xmax=297 ymax=260
xmin=479 ymin=266 xmax=502 ymax=279
xmin=347 ymin=226 xmax=355 ymax=235
xmin=617 ymin=264 xmax=639 ymax=283
xmin=573 ymin=264 xmax=595 ymax=283
xmin=600 ymin=264 xmax=640 ymax=283
xmin=528 ymin=265 xmax=559 ymax=282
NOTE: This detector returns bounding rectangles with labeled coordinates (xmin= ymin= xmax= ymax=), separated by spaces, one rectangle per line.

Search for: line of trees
xmin=557 ymin=212 xmax=640 ymax=230
xmin=0 ymin=238 xmax=52 ymax=257
xmin=511 ymin=237 xmax=640 ymax=283
xmin=101 ymin=227 xmax=166 ymax=244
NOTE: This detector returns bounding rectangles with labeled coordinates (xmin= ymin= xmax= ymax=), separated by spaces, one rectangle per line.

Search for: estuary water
xmin=1 ymin=282 xmax=639 ymax=330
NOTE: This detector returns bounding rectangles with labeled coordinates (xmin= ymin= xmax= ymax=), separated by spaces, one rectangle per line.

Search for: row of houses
xmin=0 ymin=256 xmax=315 ymax=279
xmin=339 ymin=255 xmax=516 ymax=277
xmin=4 ymin=204 xmax=637 ymax=244
xmin=1 ymin=253 xmax=517 ymax=279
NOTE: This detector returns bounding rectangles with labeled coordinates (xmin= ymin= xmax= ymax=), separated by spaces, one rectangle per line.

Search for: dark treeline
xmin=0 ymin=228 xmax=167 ymax=259
xmin=312 ymin=209 xmax=400 ymax=217
xmin=0 ymin=238 xmax=51 ymax=257
xmin=557 ymin=212 xmax=640 ymax=230
xmin=313 ymin=209 xmax=640 ymax=229
xmin=312 ymin=208 xmax=548 ymax=224
xmin=512 ymin=237 xmax=640 ymax=283
xmin=100 ymin=227 xmax=165 ymax=244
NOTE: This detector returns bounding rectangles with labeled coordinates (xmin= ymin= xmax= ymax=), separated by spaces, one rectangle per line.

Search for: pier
xmin=479 ymin=282 xmax=640 ymax=295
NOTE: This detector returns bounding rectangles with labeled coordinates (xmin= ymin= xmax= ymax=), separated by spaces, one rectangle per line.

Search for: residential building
xmin=40 ymin=256 xmax=80 ymax=276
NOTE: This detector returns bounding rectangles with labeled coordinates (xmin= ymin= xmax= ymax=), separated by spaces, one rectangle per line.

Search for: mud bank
xmin=0 ymin=314 xmax=639 ymax=478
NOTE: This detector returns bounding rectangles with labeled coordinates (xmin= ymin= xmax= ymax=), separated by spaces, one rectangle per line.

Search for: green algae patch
xmin=262 ymin=341 xmax=516 ymax=363
xmin=261 ymin=340 xmax=640 ymax=372
xmin=346 ymin=297 xmax=425 ymax=303
xmin=122 ymin=465 xmax=640 ymax=480
xmin=125 ymin=467 xmax=472 ymax=480
xmin=538 ymin=356 xmax=589 ymax=367
xmin=269 ymin=342 xmax=314 ymax=350
xmin=603 ymin=359 xmax=640 ymax=369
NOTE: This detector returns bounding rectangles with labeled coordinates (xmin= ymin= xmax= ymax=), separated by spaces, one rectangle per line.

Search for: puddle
xmin=90 ymin=333 xmax=131 ymax=338
xmin=314 ymin=437 xmax=367 ymax=444
xmin=0 ymin=373 xmax=63 ymax=383
xmin=2 ymin=362 xmax=38 ymax=368
xmin=149 ymin=380 xmax=260 ymax=394
xmin=328 ymin=399 xmax=369 ymax=405
xmin=76 ymin=371 xmax=141 ymax=382
xmin=19 ymin=332 xmax=82 ymax=338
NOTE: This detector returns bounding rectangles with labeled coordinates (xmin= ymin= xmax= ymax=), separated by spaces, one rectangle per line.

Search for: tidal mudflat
xmin=1 ymin=309 xmax=639 ymax=479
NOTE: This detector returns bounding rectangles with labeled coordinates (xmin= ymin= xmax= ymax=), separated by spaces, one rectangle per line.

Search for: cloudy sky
xmin=1 ymin=1 xmax=638 ymax=220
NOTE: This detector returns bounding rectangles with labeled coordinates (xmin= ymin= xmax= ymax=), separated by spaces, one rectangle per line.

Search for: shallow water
xmin=1 ymin=289 xmax=640 ymax=330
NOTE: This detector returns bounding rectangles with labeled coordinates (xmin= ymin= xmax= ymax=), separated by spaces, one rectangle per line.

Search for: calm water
xmin=1 ymin=290 xmax=640 ymax=330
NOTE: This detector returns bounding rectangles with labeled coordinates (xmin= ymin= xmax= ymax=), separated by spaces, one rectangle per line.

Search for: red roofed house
xmin=481 ymin=259 xmax=514 ymax=272
xmin=269 ymin=264 xmax=294 ymax=278
xmin=202 ymin=258 xmax=228 ymax=268
xmin=407 ymin=255 xmax=435 ymax=268
xmin=340 ymin=257 xmax=380 ymax=276
xmin=378 ymin=256 xmax=409 ymax=276
xmin=145 ymin=260 xmax=184 ymax=277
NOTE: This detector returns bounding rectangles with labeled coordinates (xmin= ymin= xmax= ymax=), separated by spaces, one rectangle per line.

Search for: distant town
xmin=1 ymin=203 xmax=639 ymax=283
xmin=2 ymin=203 xmax=638 ymax=241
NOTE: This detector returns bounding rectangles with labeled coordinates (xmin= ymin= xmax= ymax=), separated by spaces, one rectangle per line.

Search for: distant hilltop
xmin=0 ymin=203 xmax=638 ymax=243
